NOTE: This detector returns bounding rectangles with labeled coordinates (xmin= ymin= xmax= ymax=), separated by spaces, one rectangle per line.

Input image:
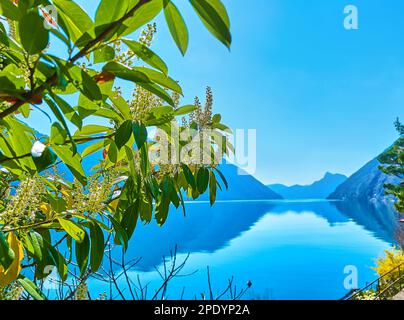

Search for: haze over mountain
xmin=328 ymin=158 xmax=400 ymax=202
xmin=268 ymin=172 xmax=347 ymax=200
xmin=196 ymin=163 xmax=283 ymax=201
xmin=67 ymin=145 xmax=283 ymax=201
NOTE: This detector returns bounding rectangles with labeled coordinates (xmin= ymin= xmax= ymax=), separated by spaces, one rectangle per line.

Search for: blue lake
xmin=88 ymin=200 xmax=400 ymax=300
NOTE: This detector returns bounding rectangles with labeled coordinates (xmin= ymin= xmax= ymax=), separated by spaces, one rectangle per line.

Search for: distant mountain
xmin=268 ymin=172 xmax=347 ymax=200
xmin=328 ymin=158 xmax=400 ymax=202
xmin=196 ymin=163 xmax=283 ymax=201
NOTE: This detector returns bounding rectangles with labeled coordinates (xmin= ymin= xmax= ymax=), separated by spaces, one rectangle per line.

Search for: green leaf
xmin=155 ymin=194 xmax=170 ymax=226
xmin=212 ymin=113 xmax=221 ymax=123
xmin=67 ymin=66 xmax=102 ymax=101
xmin=181 ymin=164 xmax=196 ymax=189
xmin=75 ymin=231 xmax=90 ymax=277
xmin=28 ymin=231 xmax=43 ymax=263
xmin=95 ymin=0 xmax=128 ymax=26
xmin=93 ymin=45 xmax=115 ymax=64
xmin=164 ymin=0 xmax=189 ymax=56
xmin=115 ymin=120 xmax=133 ymax=150
xmin=175 ymin=105 xmax=198 ymax=116
xmin=53 ymin=95 xmax=83 ymax=129
xmin=209 ymin=170 xmax=217 ymax=206
xmin=50 ymin=122 xmax=67 ymax=145
xmin=0 ymin=232 xmax=15 ymax=270
xmin=44 ymin=97 xmax=77 ymax=155
xmin=109 ymin=94 xmax=131 ymax=119
xmin=46 ymin=241 xmax=68 ymax=282
xmin=139 ymin=193 xmax=153 ymax=223
xmin=74 ymin=124 xmax=113 ymax=137
xmin=123 ymin=39 xmax=168 ymax=75
xmin=19 ymin=11 xmax=49 ymax=54
xmin=197 ymin=167 xmax=210 ymax=193
xmin=89 ymin=223 xmax=105 ymax=272
xmin=108 ymin=215 xmax=129 ymax=251
xmin=82 ymin=140 xmax=105 ymax=158
xmin=119 ymin=0 xmax=163 ymax=37
xmin=53 ymin=145 xmax=87 ymax=186
xmin=103 ymin=61 xmax=150 ymax=83
xmin=53 ymin=0 xmax=94 ymax=43
xmin=18 ymin=278 xmax=47 ymax=300
xmin=135 ymin=67 xmax=182 ymax=94
xmin=103 ymin=62 xmax=175 ymax=106
xmin=138 ymin=82 xmax=175 ymax=106
xmin=162 ymin=176 xmax=180 ymax=208
xmin=121 ymin=203 xmax=139 ymax=240
xmin=58 ymin=218 xmax=86 ymax=243
xmin=214 ymin=167 xmax=228 ymax=189
xmin=107 ymin=141 xmax=118 ymax=163
xmin=33 ymin=147 xmax=58 ymax=172
xmin=1 ymin=117 xmax=36 ymax=172
xmin=132 ymin=122 xmax=148 ymax=149
xmin=189 ymin=0 xmax=231 ymax=49
xmin=0 ymin=1 xmax=22 ymax=20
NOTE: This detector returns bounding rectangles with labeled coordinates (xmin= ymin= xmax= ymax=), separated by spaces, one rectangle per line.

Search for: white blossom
xmin=31 ymin=141 xmax=46 ymax=158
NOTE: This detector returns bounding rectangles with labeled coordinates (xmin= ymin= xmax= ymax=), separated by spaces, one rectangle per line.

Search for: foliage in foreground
xmin=374 ymin=247 xmax=404 ymax=280
xmin=379 ymin=119 xmax=404 ymax=213
xmin=0 ymin=0 xmax=233 ymax=299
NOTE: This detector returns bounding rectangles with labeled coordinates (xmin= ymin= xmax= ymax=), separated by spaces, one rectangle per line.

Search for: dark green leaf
xmin=107 ymin=141 xmax=118 ymax=163
xmin=209 ymin=170 xmax=217 ymax=206
xmin=155 ymin=194 xmax=170 ymax=226
xmin=214 ymin=167 xmax=228 ymax=189
xmin=19 ymin=12 xmax=49 ymax=54
xmin=197 ymin=167 xmax=210 ymax=193
xmin=181 ymin=164 xmax=196 ymax=189
xmin=0 ymin=232 xmax=15 ymax=270
xmin=0 ymin=1 xmax=22 ymax=20
xmin=33 ymin=147 xmax=57 ymax=172
xmin=189 ymin=0 xmax=231 ymax=49
xmin=121 ymin=203 xmax=139 ymax=240
xmin=108 ymin=215 xmax=129 ymax=251
xmin=89 ymin=223 xmax=105 ymax=272
xmin=75 ymin=232 xmax=90 ymax=277
xmin=115 ymin=120 xmax=133 ymax=150
xmin=132 ymin=122 xmax=148 ymax=149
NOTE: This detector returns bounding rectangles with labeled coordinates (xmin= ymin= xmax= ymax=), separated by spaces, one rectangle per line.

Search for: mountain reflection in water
xmin=92 ymin=200 xmax=400 ymax=300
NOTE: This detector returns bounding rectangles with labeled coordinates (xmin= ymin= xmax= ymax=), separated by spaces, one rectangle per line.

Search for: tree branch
xmin=0 ymin=0 xmax=152 ymax=119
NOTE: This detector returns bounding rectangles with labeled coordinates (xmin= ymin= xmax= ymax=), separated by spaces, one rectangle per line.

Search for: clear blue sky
xmin=27 ymin=0 xmax=404 ymax=185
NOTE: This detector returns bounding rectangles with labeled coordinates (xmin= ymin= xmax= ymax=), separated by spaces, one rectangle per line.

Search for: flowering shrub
xmin=0 ymin=0 xmax=232 ymax=299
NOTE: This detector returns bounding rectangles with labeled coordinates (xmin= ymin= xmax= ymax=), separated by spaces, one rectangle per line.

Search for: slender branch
xmin=70 ymin=0 xmax=152 ymax=62
xmin=1 ymin=218 xmax=54 ymax=232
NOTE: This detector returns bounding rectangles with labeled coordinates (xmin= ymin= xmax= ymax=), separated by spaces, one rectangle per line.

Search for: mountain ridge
xmin=196 ymin=163 xmax=283 ymax=201
xmin=268 ymin=172 xmax=347 ymax=199
xmin=327 ymin=157 xmax=400 ymax=202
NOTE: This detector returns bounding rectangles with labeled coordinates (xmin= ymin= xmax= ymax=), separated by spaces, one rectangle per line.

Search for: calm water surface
xmin=89 ymin=200 xmax=399 ymax=300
